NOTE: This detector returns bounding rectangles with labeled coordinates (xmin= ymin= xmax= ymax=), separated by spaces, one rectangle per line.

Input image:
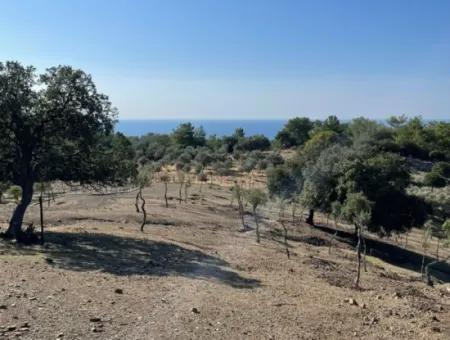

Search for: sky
xmin=1 ymin=0 xmax=450 ymax=120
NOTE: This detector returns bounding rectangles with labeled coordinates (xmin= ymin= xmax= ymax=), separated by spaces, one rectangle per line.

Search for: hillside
xmin=1 ymin=183 xmax=449 ymax=339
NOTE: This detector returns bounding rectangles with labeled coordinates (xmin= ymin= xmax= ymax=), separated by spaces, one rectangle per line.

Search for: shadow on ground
xmin=312 ymin=223 xmax=450 ymax=283
xmin=0 ymin=231 xmax=260 ymax=289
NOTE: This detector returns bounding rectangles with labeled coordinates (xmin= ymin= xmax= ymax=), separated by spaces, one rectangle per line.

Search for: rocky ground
xmin=0 ymin=183 xmax=449 ymax=339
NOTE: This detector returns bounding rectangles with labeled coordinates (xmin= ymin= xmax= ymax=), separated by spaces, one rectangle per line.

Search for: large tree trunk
xmin=6 ymin=180 xmax=34 ymax=240
xmin=306 ymin=209 xmax=314 ymax=226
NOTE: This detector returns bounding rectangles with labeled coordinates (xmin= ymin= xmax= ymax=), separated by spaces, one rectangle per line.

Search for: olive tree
xmin=0 ymin=61 xmax=136 ymax=241
xmin=341 ymin=192 xmax=371 ymax=288
xmin=246 ymin=188 xmax=268 ymax=243
xmin=135 ymin=166 xmax=153 ymax=231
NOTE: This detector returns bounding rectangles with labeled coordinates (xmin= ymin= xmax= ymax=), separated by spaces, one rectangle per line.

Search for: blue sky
xmin=1 ymin=0 xmax=450 ymax=120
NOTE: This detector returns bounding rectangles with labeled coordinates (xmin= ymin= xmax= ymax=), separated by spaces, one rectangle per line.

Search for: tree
xmin=424 ymin=171 xmax=446 ymax=191
xmin=135 ymin=166 xmax=153 ymax=231
xmin=425 ymin=219 xmax=450 ymax=286
xmin=0 ymin=181 xmax=10 ymax=204
xmin=387 ymin=114 xmax=408 ymax=129
xmin=177 ymin=170 xmax=185 ymax=204
xmin=172 ymin=123 xmax=196 ymax=148
xmin=0 ymin=61 xmax=135 ymax=240
xmin=341 ymin=192 xmax=371 ymax=288
xmin=160 ymin=173 xmax=170 ymax=208
xmin=246 ymin=188 xmax=268 ymax=243
xmin=232 ymin=181 xmax=246 ymax=230
xmin=266 ymin=165 xmax=298 ymax=200
xmin=275 ymin=117 xmax=314 ymax=148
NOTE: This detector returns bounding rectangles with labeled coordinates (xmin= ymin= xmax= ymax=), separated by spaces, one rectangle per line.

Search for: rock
xmin=0 ymin=304 xmax=7 ymax=310
xmin=56 ymin=333 xmax=64 ymax=338
xmin=114 ymin=288 xmax=123 ymax=294
xmin=344 ymin=298 xmax=358 ymax=306
xmin=431 ymin=315 xmax=440 ymax=322
xmin=191 ymin=307 xmax=200 ymax=314
xmin=361 ymin=303 xmax=367 ymax=309
xmin=6 ymin=325 xmax=16 ymax=332
xmin=91 ymin=327 xmax=103 ymax=333
xmin=375 ymin=295 xmax=382 ymax=300
xmin=431 ymin=326 xmax=441 ymax=333
xmin=89 ymin=317 xmax=102 ymax=323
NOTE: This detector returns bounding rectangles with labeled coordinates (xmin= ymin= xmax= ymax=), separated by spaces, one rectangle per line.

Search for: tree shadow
xmin=313 ymin=223 xmax=450 ymax=283
xmin=1 ymin=231 xmax=261 ymax=289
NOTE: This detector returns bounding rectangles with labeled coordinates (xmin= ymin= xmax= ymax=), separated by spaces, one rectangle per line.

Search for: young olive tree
xmin=0 ymin=61 xmax=136 ymax=241
xmin=177 ymin=170 xmax=185 ymax=204
xmin=232 ymin=181 xmax=247 ymax=230
xmin=160 ymin=173 xmax=170 ymax=208
xmin=135 ymin=166 xmax=153 ymax=231
xmin=341 ymin=192 xmax=371 ymax=288
xmin=424 ymin=219 xmax=450 ymax=286
xmin=246 ymin=188 xmax=268 ymax=243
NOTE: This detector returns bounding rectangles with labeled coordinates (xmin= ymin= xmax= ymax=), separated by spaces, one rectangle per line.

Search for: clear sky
xmin=1 ymin=0 xmax=449 ymax=120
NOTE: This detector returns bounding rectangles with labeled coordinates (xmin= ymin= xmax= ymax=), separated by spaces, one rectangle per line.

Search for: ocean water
xmin=117 ymin=120 xmax=287 ymax=139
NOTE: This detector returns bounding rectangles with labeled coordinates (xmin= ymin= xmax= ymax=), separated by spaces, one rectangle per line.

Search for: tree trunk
xmin=306 ymin=209 xmax=314 ymax=226
xmin=179 ymin=183 xmax=183 ymax=204
xmin=140 ymin=191 xmax=147 ymax=232
xmin=238 ymin=200 xmax=246 ymax=230
xmin=354 ymin=224 xmax=362 ymax=288
xmin=39 ymin=195 xmax=44 ymax=245
xmin=281 ymin=220 xmax=290 ymax=259
xmin=164 ymin=183 xmax=168 ymax=208
xmin=135 ymin=190 xmax=141 ymax=212
xmin=254 ymin=207 xmax=260 ymax=243
xmin=291 ymin=203 xmax=296 ymax=225
xmin=6 ymin=180 xmax=34 ymax=240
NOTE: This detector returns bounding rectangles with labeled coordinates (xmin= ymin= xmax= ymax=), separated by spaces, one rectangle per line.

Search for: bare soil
xmin=1 ymin=182 xmax=449 ymax=339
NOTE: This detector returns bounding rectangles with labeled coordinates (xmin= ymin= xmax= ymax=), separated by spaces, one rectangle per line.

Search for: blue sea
xmin=117 ymin=120 xmax=287 ymax=139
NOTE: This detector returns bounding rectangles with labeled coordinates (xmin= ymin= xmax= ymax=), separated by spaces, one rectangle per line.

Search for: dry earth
xmin=1 ymin=182 xmax=449 ymax=339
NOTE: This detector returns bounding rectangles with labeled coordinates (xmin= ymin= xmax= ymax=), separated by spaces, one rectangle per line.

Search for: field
xmin=1 ymin=181 xmax=450 ymax=339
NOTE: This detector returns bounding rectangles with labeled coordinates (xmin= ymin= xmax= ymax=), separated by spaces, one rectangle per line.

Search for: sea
xmin=117 ymin=120 xmax=287 ymax=139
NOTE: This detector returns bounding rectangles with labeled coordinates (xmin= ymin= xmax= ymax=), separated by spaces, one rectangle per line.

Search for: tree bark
xmin=354 ymin=224 xmax=362 ymax=288
xmin=164 ymin=183 xmax=168 ymax=208
xmin=135 ymin=190 xmax=141 ymax=213
xmin=39 ymin=195 xmax=44 ymax=245
xmin=179 ymin=183 xmax=183 ymax=204
xmin=6 ymin=180 xmax=34 ymax=240
xmin=306 ymin=209 xmax=314 ymax=226
xmin=254 ymin=207 xmax=260 ymax=243
xmin=280 ymin=220 xmax=290 ymax=259
xmin=140 ymin=191 xmax=147 ymax=232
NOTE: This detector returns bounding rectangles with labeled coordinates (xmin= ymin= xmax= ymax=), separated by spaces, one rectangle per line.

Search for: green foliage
xmin=266 ymin=165 xmax=298 ymax=200
xmin=341 ymin=192 xmax=371 ymax=227
xmin=275 ymin=117 xmax=314 ymax=147
xmin=235 ymin=134 xmax=271 ymax=152
xmin=245 ymin=188 xmax=268 ymax=210
xmin=172 ymin=123 xmax=206 ymax=148
xmin=424 ymin=171 xmax=446 ymax=189
xmin=8 ymin=185 xmax=22 ymax=202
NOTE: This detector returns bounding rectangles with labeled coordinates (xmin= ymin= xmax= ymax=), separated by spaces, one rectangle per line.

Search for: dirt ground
xmin=1 ymin=182 xmax=449 ymax=339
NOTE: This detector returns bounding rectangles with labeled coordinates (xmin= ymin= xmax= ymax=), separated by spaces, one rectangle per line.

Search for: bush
xmin=424 ymin=171 xmax=447 ymax=188
xmin=8 ymin=185 xmax=22 ymax=202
